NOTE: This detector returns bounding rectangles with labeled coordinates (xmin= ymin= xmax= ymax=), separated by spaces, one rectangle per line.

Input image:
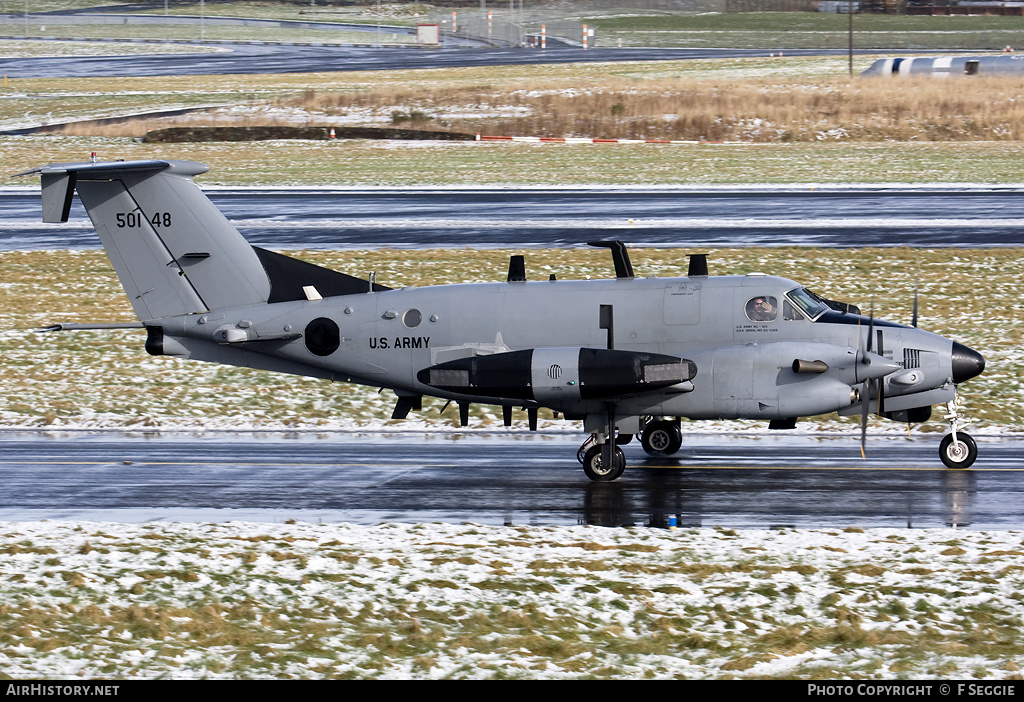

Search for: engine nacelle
xmin=417 ymin=347 xmax=697 ymax=402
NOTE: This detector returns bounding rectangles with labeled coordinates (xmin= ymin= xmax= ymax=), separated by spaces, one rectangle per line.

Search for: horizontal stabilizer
xmin=16 ymin=161 xmax=168 ymax=223
xmin=36 ymin=321 xmax=144 ymax=332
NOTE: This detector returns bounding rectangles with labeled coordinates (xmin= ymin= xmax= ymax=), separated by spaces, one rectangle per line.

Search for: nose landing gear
xmin=940 ymin=392 xmax=978 ymax=469
xmin=577 ymin=435 xmax=626 ymax=481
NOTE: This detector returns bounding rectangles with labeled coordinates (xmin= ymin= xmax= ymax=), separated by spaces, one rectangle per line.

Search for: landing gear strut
xmin=940 ymin=391 xmax=978 ymax=469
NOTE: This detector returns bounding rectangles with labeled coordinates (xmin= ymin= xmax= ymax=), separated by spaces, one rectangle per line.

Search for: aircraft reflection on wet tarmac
xmin=0 ymin=433 xmax=1019 ymax=529
xmin=585 ymin=460 xmax=979 ymax=530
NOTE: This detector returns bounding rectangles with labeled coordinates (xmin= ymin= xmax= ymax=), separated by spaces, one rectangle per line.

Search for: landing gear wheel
xmin=582 ymin=445 xmax=625 ymax=481
xmin=940 ymin=432 xmax=978 ymax=469
xmin=641 ymin=420 xmax=682 ymax=456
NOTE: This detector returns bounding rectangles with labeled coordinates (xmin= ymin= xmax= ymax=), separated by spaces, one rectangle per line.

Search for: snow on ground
xmin=0 ymin=40 xmax=228 ymax=59
xmin=1 ymin=520 xmax=1023 ymax=679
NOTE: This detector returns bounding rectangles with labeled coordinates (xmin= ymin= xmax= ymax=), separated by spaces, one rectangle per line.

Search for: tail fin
xmin=18 ymin=159 xmax=270 ymax=321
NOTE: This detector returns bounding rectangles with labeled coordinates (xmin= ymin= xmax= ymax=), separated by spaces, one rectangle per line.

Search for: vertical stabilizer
xmin=18 ymin=159 xmax=271 ymax=321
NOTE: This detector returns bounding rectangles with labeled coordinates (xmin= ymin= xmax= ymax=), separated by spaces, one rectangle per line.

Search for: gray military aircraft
xmin=20 ymin=158 xmax=986 ymax=480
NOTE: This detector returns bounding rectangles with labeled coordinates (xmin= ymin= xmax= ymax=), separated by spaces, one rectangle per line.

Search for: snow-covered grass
xmin=1 ymin=520 xmax=1023 ymax=679
xmin=11 ymin=136 xmax=1024 ymax=186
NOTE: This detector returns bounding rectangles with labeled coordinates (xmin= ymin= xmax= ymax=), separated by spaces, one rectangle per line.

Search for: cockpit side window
xmin=786 ymin=287 xmax=830 ymax=321
xmin=783 ymin=300 xmax=802 ymax=321
xmin=745 ymin=295 xmax=777 ymax=322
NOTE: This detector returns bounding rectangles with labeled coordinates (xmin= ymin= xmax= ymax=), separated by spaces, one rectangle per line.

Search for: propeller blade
xmin=860 ymin=376 xmax=884 ymax=459
xmin=865 ymin=302 xmax=875 ymax=356
xmin=859 ymin=302 xmax=875 ymax=369
xmin=860 ymin=384 xmax=869 ymax=460
xmin=860 ymin=303 xmax=876 ymax=459
xmin=875 ymin=329 xmax=885 ymax=417
xmin=912 ymin=283 xmax=919 ymax=328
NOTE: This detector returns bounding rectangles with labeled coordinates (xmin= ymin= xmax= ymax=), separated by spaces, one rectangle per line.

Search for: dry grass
xmin=51 ymin=74 xmax=1024 ymax=143
xmin=253 ymin=75 xmax=1024 ymax=142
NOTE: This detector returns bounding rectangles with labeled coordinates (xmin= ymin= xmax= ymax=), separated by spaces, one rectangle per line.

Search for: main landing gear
xmin=577 ymin=417 xmax=682 ymax=481
xmin=939 ymin=392 xmax=978 ymax=469
xmin=640 ymin=419 xmax=683 ymax=457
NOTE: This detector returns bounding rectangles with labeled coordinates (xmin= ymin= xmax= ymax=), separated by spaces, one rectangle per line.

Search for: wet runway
xmin=1 ymin=431 xmax=1020 ymax=529
xmin=0 ymin=42 xmax=845 ymax=79
xmin=2 ymin=187 xmax=1023 ymax=250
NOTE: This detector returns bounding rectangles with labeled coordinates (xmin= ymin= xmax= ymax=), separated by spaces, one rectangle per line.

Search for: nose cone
xmin=952 ymin=342 xmax=985 ymax=384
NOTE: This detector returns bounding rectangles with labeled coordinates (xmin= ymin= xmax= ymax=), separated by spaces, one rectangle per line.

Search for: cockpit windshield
xmin=786 ymin=287 xmax=830 ymax=321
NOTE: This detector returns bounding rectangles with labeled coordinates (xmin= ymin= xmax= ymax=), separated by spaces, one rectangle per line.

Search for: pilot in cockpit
xmin=746 ymin=295 xmax=777 ymax=322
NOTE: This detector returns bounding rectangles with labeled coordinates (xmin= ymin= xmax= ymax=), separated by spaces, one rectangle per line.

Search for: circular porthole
xmin=403 ymin=309 xmax=422 ymax=328
xmin=304 ymin=317 xmax=340 ymax=356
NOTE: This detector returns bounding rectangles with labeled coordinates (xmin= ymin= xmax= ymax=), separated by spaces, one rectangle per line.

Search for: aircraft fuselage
xmin=148 ymin=272 xmax=971 ymax=427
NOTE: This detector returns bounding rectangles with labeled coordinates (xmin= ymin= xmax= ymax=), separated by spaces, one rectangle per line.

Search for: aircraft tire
xmin=582 ymin=445 xmax=625 ymax=481
xmin=939 ymin=432 xmax=978 ymax=469
xmin=641 ymin=420 xmax=682 ymax=456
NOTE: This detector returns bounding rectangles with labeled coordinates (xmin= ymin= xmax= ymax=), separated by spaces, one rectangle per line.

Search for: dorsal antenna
xmin=587 ymin=240 xmax=634 ymax=279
